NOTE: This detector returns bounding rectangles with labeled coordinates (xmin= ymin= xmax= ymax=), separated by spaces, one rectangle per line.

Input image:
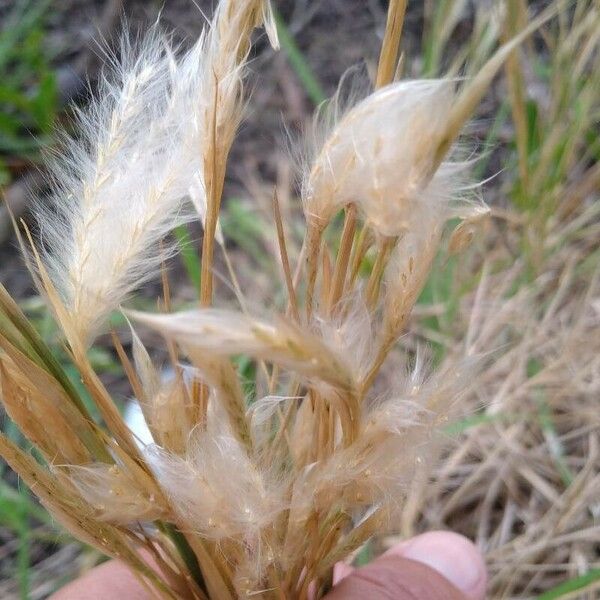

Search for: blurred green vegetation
xmin=0 ymin=0 xmax=57 ymax=186
xmin=0 ymin=2 xmax=60 ymax=596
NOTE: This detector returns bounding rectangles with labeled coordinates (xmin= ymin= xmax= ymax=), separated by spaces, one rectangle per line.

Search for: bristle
xmin=261 ymin=0 xmax=280 ymax=50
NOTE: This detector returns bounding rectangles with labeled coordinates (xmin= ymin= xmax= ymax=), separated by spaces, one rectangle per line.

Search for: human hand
xmin=51 ymin=531 xmax=487 ymax=599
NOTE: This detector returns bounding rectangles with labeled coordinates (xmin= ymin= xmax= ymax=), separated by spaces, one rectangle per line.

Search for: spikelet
xmin=195 ymin=0 xmax=278 ymax=305
xmin=129 ymin=321 xmax=160 ymax=402
xmin=36 ymin=33 xmax=199 ymax=347
xmin=61 ymin=462 xmax=170 ymax=524
xmin=300 ymin=66 xmax=372 ymax=229
xmin=128 ymin=323 xmax=192 ymax=453
xmin=303 ymin=79 xmax=486 ymax=238
xmin=448 ymin=209 xmax=490 ymax=255
xmin=314 ymin=292 xmax=375 ymax=381
xmin=143 ymin=374 xmax=193 ymax=455
xmin=144 ymin=413 xmax=281 ymax=541
xmin=185 ymin=350 xmax=252 ymax=450
xmin=130 ymin=308 xmax=362 ymax=446
xmin=129 ymin=309 xmax=357 ymax=395
xmin=248 ymin=394 xmax=298 ymax=452
xmin=382 ymin=213 xmax=444 ymax=340
xmin=0 ymin=356 xmax=90 ymax=464
xmin=280 ymin=351 xmax=476 ymax=585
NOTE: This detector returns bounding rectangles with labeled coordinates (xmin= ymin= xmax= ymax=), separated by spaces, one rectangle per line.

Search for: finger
xmin=326 ymin=531 xmax=487 ymax=600
xmin=50 ymin=532 xmax=487 ymax=600
xmin=49 ymin=560 xmax=151 ymax=600
xmin=386 ymin=531 xmax=487 ymax=600
xmin=333 ymin=561 xmax=355 ymax=584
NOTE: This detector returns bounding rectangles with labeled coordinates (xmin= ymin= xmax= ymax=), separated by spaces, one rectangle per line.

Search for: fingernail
xmin=387 ymin=531 xmax=487 ymax=600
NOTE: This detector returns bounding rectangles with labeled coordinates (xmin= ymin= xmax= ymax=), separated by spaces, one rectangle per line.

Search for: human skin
xmin=51 ymin=531 xmax=487 ymax=600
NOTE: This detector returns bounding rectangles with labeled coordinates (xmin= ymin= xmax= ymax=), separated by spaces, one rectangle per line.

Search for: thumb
xmin=324 ymin=531 xmax=487 ymax=600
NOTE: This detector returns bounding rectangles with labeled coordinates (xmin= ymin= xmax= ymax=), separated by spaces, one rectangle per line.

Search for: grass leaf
xmin=537 ymin=570 xmax=600 ymax=599
xmin=273 ymin=8 xmax=326 ymax=105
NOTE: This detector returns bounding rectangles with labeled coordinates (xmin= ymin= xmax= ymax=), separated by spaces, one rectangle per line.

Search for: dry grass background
xmin=0 ymin=0 xmax=598 ymax=598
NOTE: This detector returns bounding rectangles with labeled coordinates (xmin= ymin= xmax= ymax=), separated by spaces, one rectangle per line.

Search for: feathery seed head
xmin=37 ymin=33 xmax=202 ymax=346
xmin=304 ymin=79 xmax=486 ymax=237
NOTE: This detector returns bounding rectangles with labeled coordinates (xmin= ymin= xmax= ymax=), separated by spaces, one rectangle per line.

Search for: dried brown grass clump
xmin=391 ymin=3 xmax=600 ymax=596
xmin=400 ymin=202 xmax=600 ymax=598
xmin=0 ymin=0 xmax=581 ymax=598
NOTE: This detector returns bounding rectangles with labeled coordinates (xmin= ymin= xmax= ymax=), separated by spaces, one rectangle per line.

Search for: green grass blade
xmin=221 ymin=199 xmax=272 ymax=271
xmin=0 ymin=481 xmax=52 ymax=525
xmin=0 ymin=0 xmax=51 ymax=73
xmin=537 ymin=570 xmax=600 ymax=599
xmin=354 ymin=540 xmax=373 ymax=567
xmin=473 ymin=101 xmax=510 ymax=179
xmin=173 ymin=225 xmax=201 ymax=291
xmin=273 ymin=8 xmax=326 ymax=105
xmin=16 ymin=486 xmax=31 ymax=600
xmin=536 ymin=395 xmax=574 ymax=487
xmin=444 ymin=412 xmax=512 ymax=436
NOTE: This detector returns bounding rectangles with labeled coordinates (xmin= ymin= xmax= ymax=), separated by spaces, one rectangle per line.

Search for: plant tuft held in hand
xmin=0 ymin=1 xmax=565 ymax=598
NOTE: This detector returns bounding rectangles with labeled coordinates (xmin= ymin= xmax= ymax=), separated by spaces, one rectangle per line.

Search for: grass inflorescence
xmin=0 ymin=0 xmax=598 ymax=598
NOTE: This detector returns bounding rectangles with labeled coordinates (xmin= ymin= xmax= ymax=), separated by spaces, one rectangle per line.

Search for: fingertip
xmin=325 ymin=555 xmax=467 ymax=600
xmin=386 ymin=531 xmax=487 ymax=600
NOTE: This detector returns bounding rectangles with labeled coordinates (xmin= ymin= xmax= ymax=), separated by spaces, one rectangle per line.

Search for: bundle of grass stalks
xmin=0 ymin=0 xmax=586 ymax=598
